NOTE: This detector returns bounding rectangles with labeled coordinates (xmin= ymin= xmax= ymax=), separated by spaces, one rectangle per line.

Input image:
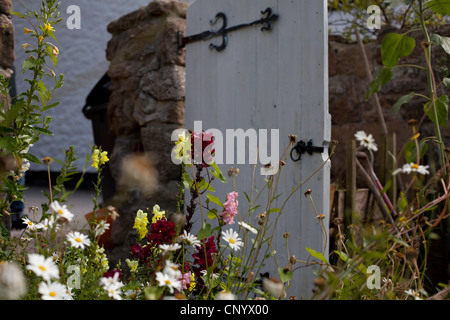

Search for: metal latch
xmin=290 ymin=140 xmax=324 ymax=162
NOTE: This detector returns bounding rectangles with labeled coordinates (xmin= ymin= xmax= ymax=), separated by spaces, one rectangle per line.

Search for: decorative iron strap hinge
xmin=179 ymin=7 xmax=279 ymax=52
xmin=290 ymin=140 xmax=325 ymax=162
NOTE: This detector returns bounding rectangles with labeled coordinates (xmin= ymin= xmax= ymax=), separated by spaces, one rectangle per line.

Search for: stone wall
xmin=104 ymin=0 xmax=188 ymax=263
xmin=0 ymin=0 xmax=14 ymax=231
xmin=329 ymin=26 xmax=450 ymax=187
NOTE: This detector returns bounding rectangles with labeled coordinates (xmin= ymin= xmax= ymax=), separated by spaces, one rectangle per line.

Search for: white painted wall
xmin=12 ymin=0 xmax=194 ymax=173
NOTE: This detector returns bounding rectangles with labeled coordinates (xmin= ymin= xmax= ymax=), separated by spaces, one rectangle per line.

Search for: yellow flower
xmin=133 ymin=209 xmax=149 ymax=240
xmin=189 ymin=272 xmax=196 ymax=291
xmin=174 ymin=131 xmax=191 ymax=163
xmin=24 ymin=27 xmax=34 ymax=34
xmin=44 ymin=23 xmax=54 ymax=33
xmin=151 ymin=204 xmax=165 ymax=223
xmin=21 ymin=43 xmax=31 ymax=50
xmin=100 ymin=151 xmax=109 ymax=163
xmin=125 ymin=259 xmax=139 ymax=273
xmin=91 ymin=148 xmax=109 ymax=170
xmin=38 ymin=36 xmax=44 ymax=43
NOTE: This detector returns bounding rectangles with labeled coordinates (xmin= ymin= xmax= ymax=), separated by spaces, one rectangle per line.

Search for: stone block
xmin=140 ymin=65 xmax=185 ymax=101
xmin=140 ymin=124 xmax=182 ymax=182
xmin=107 ymin=91 xmax=139 ymax=136
xmin=0 ymin=14 xmax=14 ymax=68
xmin=0 ymin=0 xmax=12 ymax=15
xmin=160 ymin=17 xmax=186 ymax=66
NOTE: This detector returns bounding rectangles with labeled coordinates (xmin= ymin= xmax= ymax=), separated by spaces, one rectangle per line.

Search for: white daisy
xmin=238 ymin=221 xmax=258 ymax=234
xmin=163 ymin=260 xmax=182 ymax=279
xmin=404 ymin=289 xmax=422 ymax=300
xmin=64 ymin=287 xmax=75 ymax=300
xmin=22 ymin=217 xmax=43 ymax=231
xmin=106 ymin=286 xmax=123 ymax=300
xmin=155 ymin=271 xmax=182 ymax=293
xmin=40 ymin=217 xmax=57 ymax=231
xmin=51 ymin=200 xmax=74 ymax=222
xmin=221 ymin=229 xmax=244 ymax=251
xmin=181 ymin=230 xmax=201 ymax=248
xmin=355 ymin=131 xmax=378 ymax=152
xmin=51 ymin=252 xmax=60 ymax=264
xmin=200 ymin=269 xmax=219 ymax=280
xmin=66 ymin=231 xmax=91 ymax=250
xmin=38 ymin=281 xmax=67 ymax=300
xmin=393 ymin=163 xmax=429 ymax=175
xmin=94 ymin=220 xmax=110 ymax=237
xmin=99 ymin=272 xmax=123 ymax=291
xmin=26 ymin=254 xmax=59 ymax=282
xmin=158 ymin=243 xmax=182 ymax=253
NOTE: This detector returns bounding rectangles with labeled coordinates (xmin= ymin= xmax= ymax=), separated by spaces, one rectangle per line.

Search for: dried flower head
xmin=227 ymin=167 xmax=240 ymax=177
xmin=288 ymin=134 xmax=297 ymax=144
xmin=41 ymin=157 xmax=54 ymax=165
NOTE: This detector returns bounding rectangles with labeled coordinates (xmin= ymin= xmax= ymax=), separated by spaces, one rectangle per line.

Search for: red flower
xmin=192 ymin=131 xmax=215 ymax=167
xmin=192 ymin=236 xmax=217 ymax=272
xmin=102 ymin=269 xmax=122 ymax=279
xmin=145 ymin=219 xmax=176 ymax=246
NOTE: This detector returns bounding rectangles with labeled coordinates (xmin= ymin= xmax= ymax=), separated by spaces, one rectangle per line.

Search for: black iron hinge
xmin=178 ymin=7 xmax=279 ymax=52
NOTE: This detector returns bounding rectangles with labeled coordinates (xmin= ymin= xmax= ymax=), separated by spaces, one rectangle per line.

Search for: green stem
xmin=419 ymin=0 xmax=446 ymax=170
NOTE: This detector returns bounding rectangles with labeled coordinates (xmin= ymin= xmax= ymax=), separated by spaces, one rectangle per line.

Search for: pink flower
xmin=221 ymin=192 xmax=238 ymax=225
xmin=179 ymin=271 xmax=192 ymax=290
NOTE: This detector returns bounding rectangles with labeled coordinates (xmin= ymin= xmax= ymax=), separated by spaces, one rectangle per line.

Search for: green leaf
xmin=5 ymin=100 xmax=25 ymax=127
xmin=12 ymin=11 xmax=26 ymax=19
xmin=427 ymin=0 xmax=450 ymax=16
xmin=381 ymin=33 xmax=415 ymax=68
xmin=392 ymin=92 xmax=415 ymax=115
xmin=197 ymin=223 xmax=212 ymax=241
xmin=211 ymin=161 xmax=227 ymax=183
xmin=206 ymin=193 xmax=224 ymax=208
xmin=405 ymin=139 xmax=428 ymax=164
xmin=306 ymin=247 xmax=329 ymax=264
xmin=22 ymin=57 xmax=39 ymax=73
xmin=366 ymin=67 xmax=393 ymax=100
xmin=20 ymin=152 xmax=42 ymax=164
xmin=41 ymin=102 xmax=60 ymax=112
xmin=267 ymin=208 xmax=281 ymax=214
xmin=33 ymin=126 xmax=53 ymax=135
xmin=207 ymin=209 xmax=218 ymax=220
xmin=431 ymin=33 xmax=450 ymax=55
xmin=277 ymin=267 xmax=293 ymax=283
xmin=443 ymin=78 xmax=450 ymax=87
xmin=334 ymin=250 xmax=348 ymax=262
xmin=424 ymin=94 xmax=449 ymax=127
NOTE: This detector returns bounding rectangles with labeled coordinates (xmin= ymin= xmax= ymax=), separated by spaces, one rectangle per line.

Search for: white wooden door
xmin=185 ymin=0 xmax=330 ymax=298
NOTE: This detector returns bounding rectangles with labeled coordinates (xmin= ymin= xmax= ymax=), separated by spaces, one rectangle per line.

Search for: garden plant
xmin=0 ymin=0 xmax=449 ymax=300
